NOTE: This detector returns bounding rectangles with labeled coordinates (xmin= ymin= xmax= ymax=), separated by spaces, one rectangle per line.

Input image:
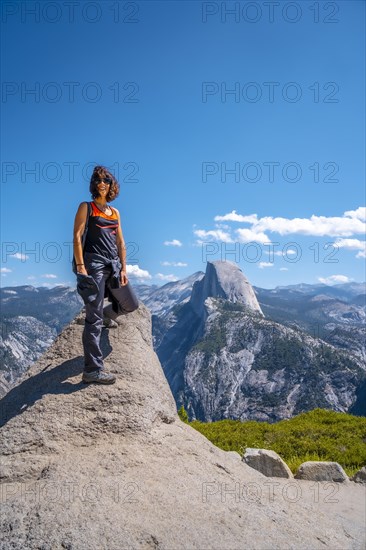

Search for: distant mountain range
xmin=254 ymin=282 xmax=366 ymax=364
xmin=150 ymin=262 xmax=366 ymax=421
xmin=1 ymin=267 xmax=365 ymax=421
xmin=0 ymin=285 xmax=83 ymax=395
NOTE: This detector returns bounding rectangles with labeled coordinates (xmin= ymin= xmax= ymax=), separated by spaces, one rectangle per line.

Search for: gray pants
xmin=82 ymin=262 xmax=139 ymax=372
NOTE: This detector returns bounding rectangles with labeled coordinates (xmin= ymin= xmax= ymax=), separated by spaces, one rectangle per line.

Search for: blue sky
xmin=1 ymin=0 xmax=365 ymax=290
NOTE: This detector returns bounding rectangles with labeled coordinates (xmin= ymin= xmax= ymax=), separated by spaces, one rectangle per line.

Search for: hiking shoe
xmin=103 ymin=317 xmax=118 ymax=328
xmin=75 ymin=318 xmax=117 ymax=328
xmin=82 ymin=370 xmax=116 ymax=384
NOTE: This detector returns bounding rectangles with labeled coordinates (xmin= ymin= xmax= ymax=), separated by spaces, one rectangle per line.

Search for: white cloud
xmin=318 ymin=274 xmax=352 ymax=285
xmin=155 ymin=273 xmax=179 ymax=282
xmin=253 ymin=213 xmax=365 ymax=237
xmin=41 ymin=274 xmax=58 ymax=279
xmin=333 ymin=238 xmax=366 ymax=259
xmin=258 ymin=262 xmax=274 ymax=269
xmin=193 ymin=229 xmax=232 ymax=243
xmin=27 ymin=276 xmax=36 ymax=280
xmin=214 ymin=223 xmax=231 ymax=230
xmin=195 ymin=208 xmax=366 ymax=267
xmin=1 ymin=267 xmax=12 ymax=273
xmin=126 ymin=265 xmax=152 ymax=279
xmin=3 ymin=289 xmax=17 ymax=294
xmin=211 ymin=207 xmax=366 ymax=240
xmin=215 ymin=210 xmax=259 ymax=224
xmin=279 ymin=267 xmax=288 ymax=271
xmin=10 ymin=253 xmax=29 ymax=261
xmin=344 ymin=207 xmax=366 ymax=221
xmin=164 ymin=239 xmax=182 ymax=247
xmin=235 ymin=228 xmax=272 ymax=244
xmin=161 ymin=261 xmax=188 ymax=267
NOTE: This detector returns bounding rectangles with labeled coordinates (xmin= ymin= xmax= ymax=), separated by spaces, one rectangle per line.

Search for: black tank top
xmin=84 ymin=201 xmax=119 ymax=259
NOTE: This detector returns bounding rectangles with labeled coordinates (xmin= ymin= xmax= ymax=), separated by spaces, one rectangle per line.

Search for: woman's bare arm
xmin=114 ymin=208 xmax=127 ymax=273
xmin=73 ymin=202 xmax=88 ymax=273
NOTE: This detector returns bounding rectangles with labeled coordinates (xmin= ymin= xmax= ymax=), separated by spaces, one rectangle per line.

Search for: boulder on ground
xmin=242 ymin=448 xmax=293 ymax=478
xmin=294 ymin=461 xmax=349 ymax=482
xmin=350 ymin=466 xmax=366 ymax=484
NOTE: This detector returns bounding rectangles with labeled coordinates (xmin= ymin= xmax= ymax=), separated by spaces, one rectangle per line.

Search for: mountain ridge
xmin=1 ymin=268 xmax=365 ymax=407
xmin=155 ymin=261 xmax=366 ymax=421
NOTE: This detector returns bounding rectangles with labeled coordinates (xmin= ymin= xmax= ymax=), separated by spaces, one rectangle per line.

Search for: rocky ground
xmin=0 ymin=302 xmax=365 ymax=549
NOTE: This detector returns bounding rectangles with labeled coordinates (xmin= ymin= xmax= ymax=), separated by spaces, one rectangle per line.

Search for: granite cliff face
xmin=183 ymin=297 xmax=365 ymax=421
xmin=190 ymin=260 xmax=264 ymax=319
xmin=1 ymin=301 xmax=365 ymax=549
xmin=156 ymin=261 xmax=366 ymax=422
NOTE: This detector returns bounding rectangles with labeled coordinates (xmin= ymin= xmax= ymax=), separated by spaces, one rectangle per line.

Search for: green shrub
xmin=178 ymin=405 xmax=189 ymax=423
xmin=188 ymin=408 xmax=366 ymax=476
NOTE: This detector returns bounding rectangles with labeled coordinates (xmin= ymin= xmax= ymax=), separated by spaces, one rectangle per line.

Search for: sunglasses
xmin=96 ymin=177 xmax=112 ymax=185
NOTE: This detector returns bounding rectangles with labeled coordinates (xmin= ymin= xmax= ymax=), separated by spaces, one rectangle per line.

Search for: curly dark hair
xmin=89 ymin=165 xmax=120 ymax=202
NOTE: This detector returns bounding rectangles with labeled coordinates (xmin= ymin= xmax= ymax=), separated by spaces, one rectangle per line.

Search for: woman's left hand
xmin=120 ymin=269 xmax=128 ymax=286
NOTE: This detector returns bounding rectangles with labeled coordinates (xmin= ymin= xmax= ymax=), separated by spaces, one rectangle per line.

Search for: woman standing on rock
xmin=73 ymin=165 xmax=139 ymax=385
